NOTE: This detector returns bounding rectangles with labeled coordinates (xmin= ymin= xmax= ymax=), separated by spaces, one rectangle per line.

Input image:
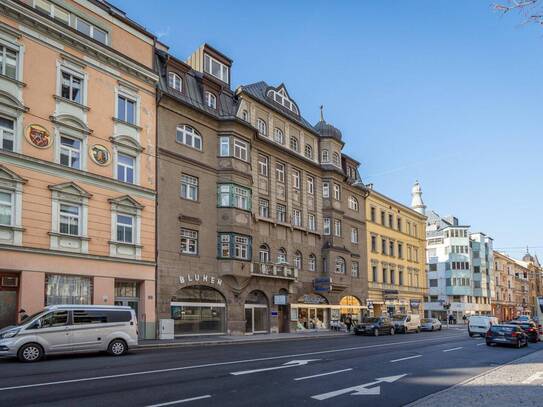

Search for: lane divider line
xmin=146 ymin=395 xmax=212 ymax=406
xmin=390 ymin=355 xmax=423 ymax=363
xmin=294 ymin=368 xmax=353 ymax=381
xmin=443 ymin=347 xmax=463 ymax=353
xmin=476 ymin=342 xmax=486 ymax=346
xmin=0 ymin=334 xmax=464 ymax=392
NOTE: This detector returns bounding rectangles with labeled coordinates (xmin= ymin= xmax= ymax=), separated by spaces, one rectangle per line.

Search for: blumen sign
xmin=179 ymin=274 xmax=222 ymax=286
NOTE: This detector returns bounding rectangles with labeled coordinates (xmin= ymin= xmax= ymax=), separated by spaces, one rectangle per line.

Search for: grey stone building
xmin=156 ymin=43 xmax=369 ymax=336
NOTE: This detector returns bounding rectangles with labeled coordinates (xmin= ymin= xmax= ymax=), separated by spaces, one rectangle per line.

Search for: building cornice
xmin=367 ymin=189 xmax=427 ymax=220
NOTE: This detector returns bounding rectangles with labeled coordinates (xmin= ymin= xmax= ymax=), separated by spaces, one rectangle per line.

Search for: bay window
xmin=217 ymin=184 xmax=251 ymax=211
xmin=218 ymin=233 xmax=251 ymax=260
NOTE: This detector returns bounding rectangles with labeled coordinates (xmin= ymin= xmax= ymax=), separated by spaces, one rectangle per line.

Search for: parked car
xmin=516 ymin=315 xmax=533 ymax=323
xmin=0 ymin=305 xmax=138 ymax=362
xmin=421 ymin=318 xmax=442 ymax=331
xmin=392 ymin=314 xmax=421 ymax=334
xmin=354 ymin=316 xmax=395 ymax=336
xmin=468 ymin=316 xmax=499 ymax=337
xmin=486 ymin=324 xmax=528 ymax=348
xmin=507 ymin=320 xmax=540 ymax=343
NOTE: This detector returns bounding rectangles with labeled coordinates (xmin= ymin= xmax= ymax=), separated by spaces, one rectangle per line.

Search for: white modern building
xmin=415 ymin=186 xmax=494 ymax=321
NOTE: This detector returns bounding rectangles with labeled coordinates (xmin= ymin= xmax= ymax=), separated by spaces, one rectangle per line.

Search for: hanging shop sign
xmin=273 ymin=294 xmax=288 ymax=305
xmin=25 ymin=124 xmax=51 ymax=148
xmin=297 ymin=294 xmax=328 ymax=305
xmin=90 ymin=144 xmax=111 ymax=166
xmin=179 ymin=274 xmax=222 ymax=286
xmin=313 ymin=277 xmax=332 ymax=292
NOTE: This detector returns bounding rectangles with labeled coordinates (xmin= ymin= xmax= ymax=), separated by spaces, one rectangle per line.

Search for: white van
xmin=0 ymin=305 xmax=138 ymax=362
xmin=468 ymin=315 xmax=499 ymax=337
xmin=392 ymin=314 xmax=421 ymax=334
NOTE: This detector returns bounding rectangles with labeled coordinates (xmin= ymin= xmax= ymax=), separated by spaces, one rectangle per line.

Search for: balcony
xmin=251 ymin=262 xmax=298 ymax=280
xmin=369 ymin=281 xmax=426 ymax=294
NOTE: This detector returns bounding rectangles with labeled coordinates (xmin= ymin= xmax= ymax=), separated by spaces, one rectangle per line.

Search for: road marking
xmin=390 ymin=355 xmax=422 ymax=363
xmin=231 ymin=359 xmax=319 ymax=375
xmin=311 ymin=374 xmax=407 ymax=400
xmin=294 ymin=368 xmax=353 ymax=381
xmin=0 ymin=334 xmax=463 ymax=392
xmin=146 ymin=395 xmax=212 ymax=406
xmin=443 ymin=347 xmax=463 ymax=352
xmin=522 ymin=371 xmax=543 ymax=384
xmin=476 ymin=342 xmax=486 ymax=346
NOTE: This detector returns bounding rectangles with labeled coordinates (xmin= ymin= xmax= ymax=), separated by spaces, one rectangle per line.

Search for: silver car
xmin=0 ymin=305 xmax=138 ymax=362
xmin=421 ymin=318 xmax=442 ymax=331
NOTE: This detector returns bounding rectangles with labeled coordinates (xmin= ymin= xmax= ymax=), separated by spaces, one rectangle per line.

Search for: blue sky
xmin=114 ymin=0 xmax=543 ymax=260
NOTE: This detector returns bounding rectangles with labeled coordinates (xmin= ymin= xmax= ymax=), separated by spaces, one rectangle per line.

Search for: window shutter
xmin=247 ymin=189 xmax=252 ymax=211
xmin=216 ymin=234 xmax=221 ymax=258
xmin=229 ymin=233 xmax=235 ymax=257
xmin=248 ymin=237 xmax=253 ymax=261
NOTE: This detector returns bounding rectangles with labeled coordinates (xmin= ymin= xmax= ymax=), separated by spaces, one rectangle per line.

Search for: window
xmin=234 ymin=235 xmax=250 ymax=259
xmin=323 ymin=218 xmax=331 ymax=235
xmin=242 ymin=110 xmax=249 ymax=121
xmin=76 ymin=17 xmax=107 ymax=43
xmin=370 ymin=207 xmax=376 ymax=222
xmin=348 ymin=196 xmax=359 ymax=211
xmin=398 ymin=243 xmax=403 ymax=259
xmin=429 ymin=279 xmax=438 ymax=287
xmin=180 ymin=228 xmax=198 ymax=255
xmin=178 ymin=174 xmax=198 ymax=201
xmin=352 ymin=261 xmax=359 ymax=278
xmin=258 ymin=155 xmax=268 ymax=176
xmin=267 ymin=88 xmax=299 ymax=114
xmin=335 ymin=257 xmax=346 ymax=274
xmin=371 ymin=235 xmax=377 ymax=252
xmin=390 ymin=269 xmax=395 ymax=284
xmin=351 ymin=228 xmax=359 ymax=243
xmin=308 ymin=214 xmax=316 ymax=231
xmin=334 ymin=219 xmax=342 ymax=237
xmin=59 ymin=203 xmax=80 ymax=236
xmin=397 ymin=217 xmax=402 ymax=231
xmin=220 ymin=234 xmax=230 ymax=257
xmin=217 ymin=184 xmax=251 ymax=210
xmin=292 ymin=209 xmax=301 ymax=226
xmin=273 ymin=128 xmax=284 ymax=144
xmin=381 ymin=211 xmax=386 ymax=225
xmin=294 ymin=252 xmax=302 ymax=269
xmin=308 ymin=254 xmax=316 ymax=272
xmin=117 ymin=153 xmax=135 ymax=184
xmin=290 ymin=137 xmax=299 ymax=152
xmin=389 ymin=241 xmax=394 ymax=256
xmin=219 ymin=136 xmax=230 ymax=156
xmin=0 ymin=45 xmax=17 ymax=80
xmin=59 ymin=136 xmax=81 ymax=169
xmin=233 ymin=139 xmax=248 ymax=161
xmin=382 ymin=266 xmax=388 ymax=283
xmin=276 ymin=204 xmax=287 ymax=223
xmin=382 ymin=238 xmax=387 ymax=255
xmin=34 ymin=0 xmax=70 ymax=24
xmin=372 ymin=265 xmax=378 ymax=282
xmin=0 ymin=116 xmax=14 ymax=151
xmin=0 ymin=191 xmax=13 ymax=225
xmin=299 ymin=176 xmax=311 ymax=196
xmin=388 ymin=214 xmax=393 ymax=228
xmin=304 ymin=144 xmax=313 ymax=159
xmin=333 ymin=184 xmax=341 ymax=200
xmin=399 ymin=269 xmax=404 ymax=285
xmin=116 ymin=214 xmax=133 ymax=243
xmin=276 ymin=248 xmax=288 ymax=264
xmin=46 ymin=274 xmax=91 ymax=305
xmin=292 ymin=169 xmax=300 ymax=190
xmin=276 ymin=162 xmax=285 ymax=182
xmin=323 ymin=182 xmax=330 ymax=198
xmin=117 ymin=95 xmax=136 ymax=124
xmin=259 ymin=244 xmax=270 ymax=263
xmin=258 ymin=198 xmax=269 ymax=218
xmin=204 ymin=54 xmax=229 ymax=84
xmin=168 ymin=72 xmax=182 ymax=91
xmin=321 ymin=149 xmax=329 ymax=163
xmin=60 ymin=71 xmax=83 ymax=104
xmin=332 ymin=152 xmax=340 ymax=166
xmin=257 ymin=119 xmax=267 ymax=136
xmin=205 ymin=91 xmax=217 ymax=109
xmin=176 ymin=125 xmax=202 ymax=150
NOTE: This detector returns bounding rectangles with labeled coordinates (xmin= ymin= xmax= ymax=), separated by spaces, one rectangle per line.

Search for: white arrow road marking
xmin=390 ymin=355 xmax=422 ymax=363
xmin=522 ymin=371 xmax=543 ymax=384
xmin=146 ymin=395 xmax=212 ymax=407
xmin=443 ymin=347 xmax=463 ymax=352
xmin=311 ymin=374 xmax=407 ymax=400
xmin=294 ymin=368 xmax=353 ymax=381
xmin=476 ymin=342 xmax=486 ymax=346
xmin=230 ymin=359 xmax=320 ymax=376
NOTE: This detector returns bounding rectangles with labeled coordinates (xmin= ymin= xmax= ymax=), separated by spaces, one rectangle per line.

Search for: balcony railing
xmin=251 ymin=262 xmax=298 ymax=280
xmin=368 ymin=281 xmax=426 ymax=293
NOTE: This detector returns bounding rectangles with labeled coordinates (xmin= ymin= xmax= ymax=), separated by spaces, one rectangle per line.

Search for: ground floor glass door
xmin=245 ymin=305 xmax=268 ymax=334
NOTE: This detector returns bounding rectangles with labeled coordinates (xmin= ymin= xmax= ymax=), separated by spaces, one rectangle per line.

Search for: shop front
xmin=292 ymin=293 xmax=329 ymax=330
xmin=339 ymin=295 xmax=364 ymax=325
xmin=245 ymin=290 xmax=269 ymax=334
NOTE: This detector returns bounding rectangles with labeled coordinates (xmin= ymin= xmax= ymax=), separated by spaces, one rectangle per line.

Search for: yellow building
xmin=365 ymin=183 xmax=427 ymax=316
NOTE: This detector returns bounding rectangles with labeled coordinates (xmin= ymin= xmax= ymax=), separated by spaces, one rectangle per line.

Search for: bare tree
xmin=493 ymin=0 xmax=543 ymax=26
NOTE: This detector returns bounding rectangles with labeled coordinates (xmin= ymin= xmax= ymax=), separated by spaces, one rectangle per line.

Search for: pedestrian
xmin=18 ymin=309 xmax=29 ymax=323
xmin=448 ymin=314 xmax=454 ymax=325
xmin=345 ymin=314 xmax=353 ymax=332
xmin=462 ymin=315 xmax=467 ymax=325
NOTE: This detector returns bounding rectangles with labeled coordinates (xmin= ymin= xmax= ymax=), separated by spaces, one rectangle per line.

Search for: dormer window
xmin=168 ymin=72 xmax=182 ymax=92
xmin=205 ymin=91 xmax=217 ymax=109
xmin=34 ymin=0 xmax=70 ymax=24
xmin=321 ymin=149 xmax=329 ymax=163
xmin=273 ymin=128 xmax=284 ymax=144
xmin=75 ymin=17 xmax=107 ymax=44
xmin=203 ymin=54 xmax=229 ymax=84
xmin=242 ymin=110 xmax=249 ymax=122
xmin=289 ymin=136 xmax=299 ymax=152
xmin=332 ymin=152 xmax=340 ymax=166
xmin=266 ymin=88 xmax=299 ymax=115
xmin=304 ymin=144 xmax=313 ymax=159
xmin=257 ymin=118 xmax=267 ymax=136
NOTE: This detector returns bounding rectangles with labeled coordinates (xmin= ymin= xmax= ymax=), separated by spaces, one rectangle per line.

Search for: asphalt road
xmin=0 ymin=328 xmax=541 ymax=407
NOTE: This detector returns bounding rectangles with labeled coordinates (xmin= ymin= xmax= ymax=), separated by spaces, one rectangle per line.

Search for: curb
xmin=135 ymin=333 xmax=350 ymax=350
xmin=405 ymin=348 xmax=543 ymax=406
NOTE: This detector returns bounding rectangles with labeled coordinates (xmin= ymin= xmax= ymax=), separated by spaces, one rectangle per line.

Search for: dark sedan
xmin=486 ymin=324 xmax=528 ymax=348
xmin=354 ymin=316 xmax=395 ymax=336
xmin=507 ymin=320 xmax=540 ymax=343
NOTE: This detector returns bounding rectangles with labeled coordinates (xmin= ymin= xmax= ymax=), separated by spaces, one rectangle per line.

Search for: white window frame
xmin=276 ymin=162 xmax=285 ymax=183
xmin=308 ymin=255 xmax=316 ymax=272
xmin=321 ymin=149 xmax=329 ymax=163
xmin=0 ymin=115 xmax=15 ymax=152
xmin=304 ymin=144 xmax=313 ymax=159
xmin=307 ymin=176 xmax=314 ymax=194
xmin=116 ymin=152 xmax=135 ymax=184
xmin=273 ymin=128 xmax=284 ymax=144
xmin=335 ymin=257 xmax=346 ymax=274
xmin=348 ymin=196 xmax=359 ymax=211
xmin=0 ymin=190 xmax=13 ymax=226
xmin=308 ymin=214 xmax=316 ymax=231
xmin=351 ymin=227 xmax=359 ymax=243
xmin=277 ymin=248 xmax=287 ymax=264
xmin=205 ymin=91 xmax=217 ymax=109
xmin=59 ymin=69 xmax=84 ymax=104
xmin=0 ymin=43 xmax=18 ymax=80
xmin=117 ymin=94 xmax=137 ymax=125
xmin=257 ymin=118 xmax=267 ymax=136
xmin=181 ymin=228 xmax=198 ymax=255
xmin=294 ymin=252 xmax=302 ymax=270
xmin=323 ymin=182 xmax=330 ymax=198
xmin=258 ymin=198 xmax=269 ymax=218
xmin=0 ymin=167 xmax=25 ymax=246
xmin=176 ymin=125 xmax=202 ymax=151
xmin=290 ymin=136 xmax=298 ymax=152
xmin=168 ymin=72 xmax=182 ymax=91
xmin=59 ymin=135 xmax=82 ymax=169
xmin=323 ymin=217 xmax=331 ymax=235
xmin=219 ymin=136 xmax=230 ymax=156
xmin=203 ymin=53 xmax=229 ymax=84
xmin=75 ymin=16 xmax=108 ymax=44
xmin=266 ymin=88 xmax=299 ymax=114
xmin=259 ymin=245 xmax=270 ymax=263
xmin=333 ymin=184 xmax=341 ymax=200
xmin=292 ymin=169 xmax=300 ymax=190
xmin=233 ymin=138 xmax=248 ymax=161
xmin=351 ymin=261 xmax=359 ymax=278
xmin=334 ymin=219 xmax=342 ymax=237
xmin=115 ymin=213 xmax=134 ymax=244
xmin=58 ymin=203 xmax=80 ymax=236
xmin=181 ymin=174 xmax=198 ymax=201
xmin=242 ymin=110 xmax=249 ymax=121
xmin=234 ymin=235 xmax=250 ymax=260
xmin=276 ymin=204 xmax=287 ymax=223
xmin=258 ymin=155 xmax=268 ymax=176
xmin=292 ymin=208 xmax=302 ymax=227
xmin=332 ymin=152 xmax=340 ymax=166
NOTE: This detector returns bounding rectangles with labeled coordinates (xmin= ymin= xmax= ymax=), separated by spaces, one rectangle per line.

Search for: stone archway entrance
xmin=245 ymin=290 xmax=269 ymax=334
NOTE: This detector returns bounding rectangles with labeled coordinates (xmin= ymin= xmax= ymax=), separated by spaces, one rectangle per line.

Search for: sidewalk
xmin=409 ymin=349 xmax=543 ymax=406
xmin=138 ymin=330 xmax=350 ymax=349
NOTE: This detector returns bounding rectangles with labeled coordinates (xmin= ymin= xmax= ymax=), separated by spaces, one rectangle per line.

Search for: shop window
xmin=171 ymin=286 xmax=226 ymax=335
xmin=45 ymin=274 xmax=92 ymax=305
